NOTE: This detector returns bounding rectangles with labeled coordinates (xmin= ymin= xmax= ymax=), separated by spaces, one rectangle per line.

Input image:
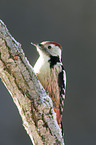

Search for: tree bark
xmin=0 ymin=20 xmax=64 ymax=145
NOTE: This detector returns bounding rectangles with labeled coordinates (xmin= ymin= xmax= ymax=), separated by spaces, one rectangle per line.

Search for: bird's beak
xmin=31 ymin=42 xmax=44 ymax=49
xmin=31 ymin=42 xmax=37 ymax=47
xmin=31 ymin=42 xmax=47 ymax=55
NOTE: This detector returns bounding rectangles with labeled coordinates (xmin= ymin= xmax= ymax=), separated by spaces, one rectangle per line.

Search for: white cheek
xmin=51 ymin=46 xmax=61 ymax=58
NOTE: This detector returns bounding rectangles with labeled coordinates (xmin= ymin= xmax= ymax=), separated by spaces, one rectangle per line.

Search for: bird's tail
xmin=61 ymin=121 xmax=64 ymax=137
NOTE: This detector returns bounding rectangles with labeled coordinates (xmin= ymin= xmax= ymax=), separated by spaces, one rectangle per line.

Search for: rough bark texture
xmin=0 ymin=20 xmax=64 ymax=145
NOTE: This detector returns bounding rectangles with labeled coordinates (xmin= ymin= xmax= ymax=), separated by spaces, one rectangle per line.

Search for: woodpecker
xmin=31 ymin=41 xmax=66 ymax=134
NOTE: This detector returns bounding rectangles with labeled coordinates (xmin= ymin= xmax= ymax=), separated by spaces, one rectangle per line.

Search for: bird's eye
xmin=48 ymin=45 xmax=51 ymax=49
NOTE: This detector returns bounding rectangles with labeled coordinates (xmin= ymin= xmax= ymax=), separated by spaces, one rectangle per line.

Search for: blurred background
xmin=0 ymin=0 xmax=96 ymax=145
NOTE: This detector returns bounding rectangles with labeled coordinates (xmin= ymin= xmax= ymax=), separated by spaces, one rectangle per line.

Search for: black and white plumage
xmin=31 ymin=41 xmax=66 ymax=135
xmin=48 ymin=55 xmax=66 ymax=116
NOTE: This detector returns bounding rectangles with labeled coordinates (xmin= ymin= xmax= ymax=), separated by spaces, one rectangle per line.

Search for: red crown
xmin=41 ymin=41 xmax=62 ymax=50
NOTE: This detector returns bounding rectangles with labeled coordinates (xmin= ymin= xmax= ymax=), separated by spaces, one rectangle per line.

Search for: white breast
xmin=34 ymin=56 xmax=62 ymax=108
xmin=34 ymin=55 xmax=50 ymax=76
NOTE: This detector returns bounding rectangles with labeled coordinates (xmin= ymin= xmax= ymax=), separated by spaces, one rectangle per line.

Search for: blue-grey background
xmin=0 ymin=0 xmax=96 ymax=145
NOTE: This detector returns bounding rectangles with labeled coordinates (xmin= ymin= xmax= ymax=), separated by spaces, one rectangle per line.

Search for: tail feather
xmin=54 ymin=108 xmax=64 ymax=137
xmin=61 ymin=121 xmax=64 ymax=137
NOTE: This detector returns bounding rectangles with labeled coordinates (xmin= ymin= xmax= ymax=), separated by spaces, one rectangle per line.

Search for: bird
xmin=31 ymin=41 xmax=66 ymax=135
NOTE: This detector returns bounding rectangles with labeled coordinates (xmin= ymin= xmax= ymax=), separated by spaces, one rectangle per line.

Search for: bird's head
xmin=31 ymin=41 xmax=62 ymax=60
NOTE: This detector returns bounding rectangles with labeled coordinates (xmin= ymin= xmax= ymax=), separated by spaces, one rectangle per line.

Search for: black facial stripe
xmin=48 ymin=55 xmax=60 ymax=68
